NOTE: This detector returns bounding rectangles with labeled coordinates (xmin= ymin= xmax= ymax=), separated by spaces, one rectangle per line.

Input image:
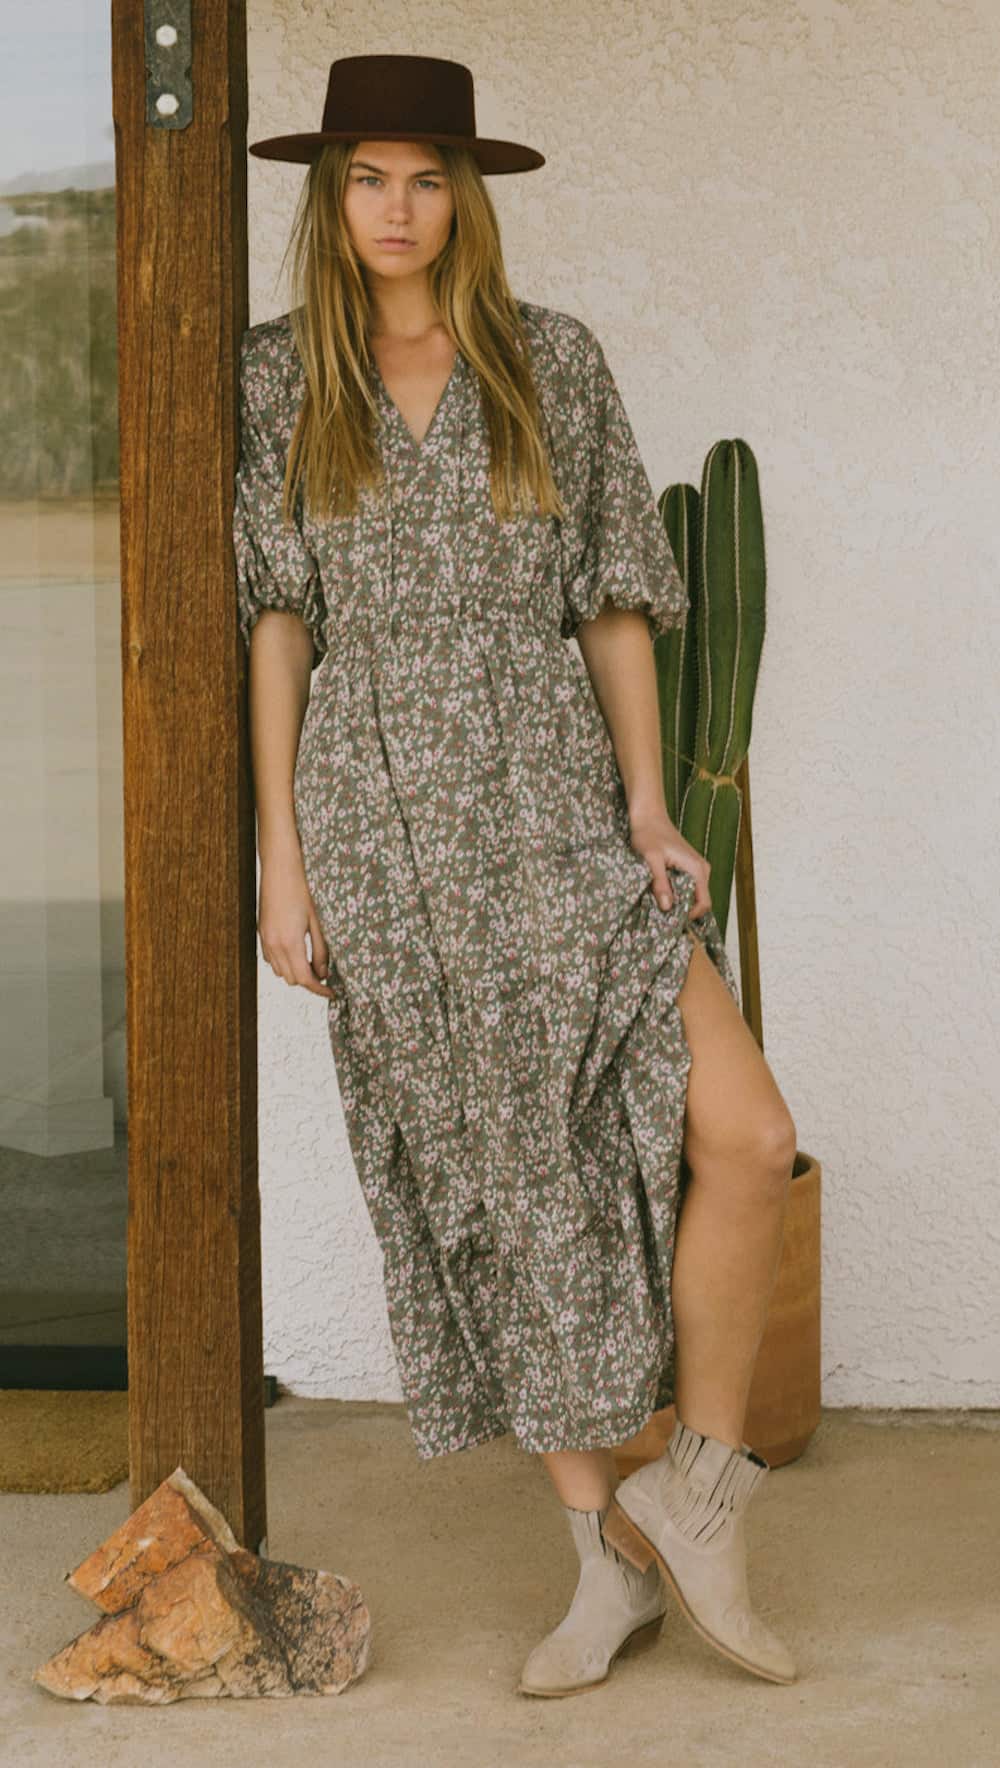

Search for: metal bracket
xmin=144 ymin=0 xmax=193 ymax=130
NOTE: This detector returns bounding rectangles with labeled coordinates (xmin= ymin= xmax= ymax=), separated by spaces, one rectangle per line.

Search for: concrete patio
xmin=5 ymin=1401 xmax=997 ymax=1768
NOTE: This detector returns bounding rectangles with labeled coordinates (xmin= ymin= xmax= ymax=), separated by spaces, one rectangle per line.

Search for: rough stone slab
xmin=34 ymin=1465 xmax=371 ymax=1703
xmin=64 ymin=1465 xmax=243 ymax=1614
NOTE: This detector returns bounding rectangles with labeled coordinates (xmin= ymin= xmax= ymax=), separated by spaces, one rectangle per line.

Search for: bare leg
xmin=670 ymin=935 xmax=797 ymax=1448
xmin=537 ymin=931 xmax=796 ymax=1505
xmin=538 ymin=1446 xmax=619 ymax=1510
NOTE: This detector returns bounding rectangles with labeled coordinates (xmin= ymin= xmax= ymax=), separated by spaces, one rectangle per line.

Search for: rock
xmin=65 ymin=1464 xmax=243 ymax=1613
xmin=33 ymin=1466 xmax=371 ymax=1703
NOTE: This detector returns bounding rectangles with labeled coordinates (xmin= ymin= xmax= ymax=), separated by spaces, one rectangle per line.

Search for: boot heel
xmin=619 ymin=1612 xmax=665 ymax=1657
xmin=602 ymin=1498 xmax=656 ymax=1572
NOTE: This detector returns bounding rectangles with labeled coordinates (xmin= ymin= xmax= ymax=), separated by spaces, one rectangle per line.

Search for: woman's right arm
xmin=248 ymin=609 xmax=335 ymax=999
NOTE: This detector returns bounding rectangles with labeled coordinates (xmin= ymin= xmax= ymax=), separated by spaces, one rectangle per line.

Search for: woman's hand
xmin=628 ymin=800 xmax=713 ymax=920
xmin=574 ymin=613 xmax=712 ymax=922
xmin=258 ymin=845 xmax=335 ymax=1000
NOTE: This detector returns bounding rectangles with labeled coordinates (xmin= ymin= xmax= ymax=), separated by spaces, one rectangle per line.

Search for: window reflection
xmin=0 ymin=4 xmax=126 ymax=1382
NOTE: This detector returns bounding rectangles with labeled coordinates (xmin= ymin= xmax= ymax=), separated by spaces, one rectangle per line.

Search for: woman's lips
xmin=377 ymin=239 xmax=415 ymax=249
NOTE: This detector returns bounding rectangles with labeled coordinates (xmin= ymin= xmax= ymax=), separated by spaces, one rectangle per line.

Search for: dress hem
xmin=410 ymin=1385 xmax=675 ymax=1462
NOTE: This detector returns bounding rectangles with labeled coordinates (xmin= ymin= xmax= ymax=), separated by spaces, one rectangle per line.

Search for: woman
xmin=235 ymin=54 xmax=799 ymax=1698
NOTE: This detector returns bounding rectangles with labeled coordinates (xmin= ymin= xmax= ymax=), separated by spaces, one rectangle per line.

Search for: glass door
xmin=0 ymin=1 xmax=126 ymax=1388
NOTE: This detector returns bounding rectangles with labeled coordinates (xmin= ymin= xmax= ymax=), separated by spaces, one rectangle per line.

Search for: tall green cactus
xmin=654 ymin=440 xmax=766 ymax=940
xmin=656 ymin=482 xmax=700 ymax=828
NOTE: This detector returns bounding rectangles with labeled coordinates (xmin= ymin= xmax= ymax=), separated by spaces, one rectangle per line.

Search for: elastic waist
xmin=323 ymin=594 xmax=564 ymax=663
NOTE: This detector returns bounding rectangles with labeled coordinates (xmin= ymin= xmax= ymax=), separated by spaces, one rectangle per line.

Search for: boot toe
xmin=750 ymin=1620 xmax=797 ymax=1682
xmin=727 ymin=1609 xmax=797 ymax=1682
xmin=518 ymin=1632 xmax=609 ymax=1695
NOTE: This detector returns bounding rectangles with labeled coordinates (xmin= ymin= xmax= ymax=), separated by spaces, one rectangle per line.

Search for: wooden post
xmin=111 ymin=0 xmax=264 ymax=1547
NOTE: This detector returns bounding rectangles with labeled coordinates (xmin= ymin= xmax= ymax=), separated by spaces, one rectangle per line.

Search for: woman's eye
xmin=356 ymin=176 xmax=440 ymax=189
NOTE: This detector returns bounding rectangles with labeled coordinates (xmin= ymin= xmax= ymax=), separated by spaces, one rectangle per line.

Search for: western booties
xmin=517 ymin=1496 xmax=667 ymax=1698
xmin=601 ymin=1417 xmax=797 ymax=1684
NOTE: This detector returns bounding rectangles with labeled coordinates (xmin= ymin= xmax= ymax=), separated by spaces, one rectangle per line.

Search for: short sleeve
xmin=232 ymin=327 xmax=329 ymax=670
xmin=558 ymin=327 xmax=689 ymax=643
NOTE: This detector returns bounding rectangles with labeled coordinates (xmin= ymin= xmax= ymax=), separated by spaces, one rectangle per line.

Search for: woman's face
xmin=343 ymin=139 xmax=455 ymax=282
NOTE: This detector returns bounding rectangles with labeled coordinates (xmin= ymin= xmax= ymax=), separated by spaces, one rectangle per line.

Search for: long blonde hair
xmin=279 ymin=140 xmax=567 ymax=527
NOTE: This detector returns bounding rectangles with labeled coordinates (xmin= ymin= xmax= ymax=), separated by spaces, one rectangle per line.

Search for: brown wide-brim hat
xmin=248 ymin=53 xmax=545 ymax=176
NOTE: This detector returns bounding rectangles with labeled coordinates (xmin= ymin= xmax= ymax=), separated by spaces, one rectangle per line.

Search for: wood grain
xmin=110 ymin=0 xmax=263 ymax=1546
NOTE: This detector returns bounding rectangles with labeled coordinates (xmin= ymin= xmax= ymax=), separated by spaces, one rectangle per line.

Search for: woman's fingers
xmin=675 ymin=855 xmax=713 ymax=919
xmin=688 ymin=869 xmax=714 ymax=919
xmin=635 ymin=838 xmax=714 ymax=921
xmin=307 ymin=913 xmax=330 ymax=982
xmin=288 ymin=932 xmax=335 ymax=998
xmin=260 ymin=931 xmax=336 ymax=999
xmin=645 ymin=849 xmax=674 ymax=912
xmin=295 ymin=961 xmax=336 ymax=1000
xmin=260 ymin=941 xmax=295 ymax=986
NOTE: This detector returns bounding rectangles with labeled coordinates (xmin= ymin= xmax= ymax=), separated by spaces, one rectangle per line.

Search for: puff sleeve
xmin=232 ymin=328 xmax=329 ymax=670
xmin=558 ymin=326 xmax=689 ymax=643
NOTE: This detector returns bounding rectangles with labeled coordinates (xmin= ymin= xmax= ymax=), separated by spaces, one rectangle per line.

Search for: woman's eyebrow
xmin=350 ymin=160 xmax=446 ymax=177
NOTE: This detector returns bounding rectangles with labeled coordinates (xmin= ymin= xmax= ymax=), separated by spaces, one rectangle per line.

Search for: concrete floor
xmin=4 ymin=1402 xmax=999 ymax=1768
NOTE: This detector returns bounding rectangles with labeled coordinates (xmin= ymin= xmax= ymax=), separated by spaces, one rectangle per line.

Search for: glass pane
xmin=0 ymin=2 xmax=126 ymax=1385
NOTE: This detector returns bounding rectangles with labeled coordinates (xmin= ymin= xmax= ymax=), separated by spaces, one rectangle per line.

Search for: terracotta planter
xmin=613 ymin=1150 xmax=821 ymax=1477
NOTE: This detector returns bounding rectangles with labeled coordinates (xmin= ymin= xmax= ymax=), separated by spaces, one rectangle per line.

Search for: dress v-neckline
xmin=372 ymin=348 xmax=463 ymax=454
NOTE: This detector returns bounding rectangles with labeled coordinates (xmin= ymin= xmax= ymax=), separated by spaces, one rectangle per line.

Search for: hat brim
xmin=247 ymin=129 xmax=545 ymax=174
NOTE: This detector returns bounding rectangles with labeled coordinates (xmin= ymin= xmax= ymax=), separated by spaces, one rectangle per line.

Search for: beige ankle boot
xmin=517 ymin=1497 xmax=667 ymax=1698
xmin=601 ymin=1418 xmax=797 ymax=1684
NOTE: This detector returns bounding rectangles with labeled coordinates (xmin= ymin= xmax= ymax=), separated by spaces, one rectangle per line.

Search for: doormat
xmin=0 ymin=1390 xmax=128 ymax=1493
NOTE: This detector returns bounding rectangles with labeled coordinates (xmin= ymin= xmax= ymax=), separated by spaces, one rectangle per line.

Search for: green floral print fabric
xmin=233 ymin=298 xmax=740 ymax=1459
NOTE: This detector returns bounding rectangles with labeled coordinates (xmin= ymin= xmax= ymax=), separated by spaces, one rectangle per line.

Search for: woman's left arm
xmin=576 ymin=604 xmax=713 ymax=919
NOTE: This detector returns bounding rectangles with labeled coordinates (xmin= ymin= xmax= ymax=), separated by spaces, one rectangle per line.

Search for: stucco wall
xmin=246 ymin=1 xmax=1000 ymax=1408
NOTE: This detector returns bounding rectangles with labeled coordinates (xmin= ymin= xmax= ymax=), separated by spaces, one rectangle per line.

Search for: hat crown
xmin=246 ymin=51 xmax=544 ymax=174
xmin=321 ymin=55 xmax=476 ymax=141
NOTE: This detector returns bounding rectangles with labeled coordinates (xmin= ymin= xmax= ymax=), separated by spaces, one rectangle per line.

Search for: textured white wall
xmin=247 ymin=1 xmax=1000 ymax=1408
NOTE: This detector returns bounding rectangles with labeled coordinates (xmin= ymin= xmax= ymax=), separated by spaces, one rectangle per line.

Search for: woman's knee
xmin=757 ymin=1103 xmax=797 ymax=1185
xmin=679 ymin=940 xmax=797 ymax=1183
xmin=731 ymin=1097 xmax=797 ymax=1186
xmin=686 ymin=1103 xmax=795 ymax=1193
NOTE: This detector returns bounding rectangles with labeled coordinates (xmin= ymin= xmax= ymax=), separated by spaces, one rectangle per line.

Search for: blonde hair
xmin=279 ymin=140 xmax=567 ymax=526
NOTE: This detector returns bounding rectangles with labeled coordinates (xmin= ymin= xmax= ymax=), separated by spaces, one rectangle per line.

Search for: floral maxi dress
xmin=233 ymin=298 xmax=740 ymax=1459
